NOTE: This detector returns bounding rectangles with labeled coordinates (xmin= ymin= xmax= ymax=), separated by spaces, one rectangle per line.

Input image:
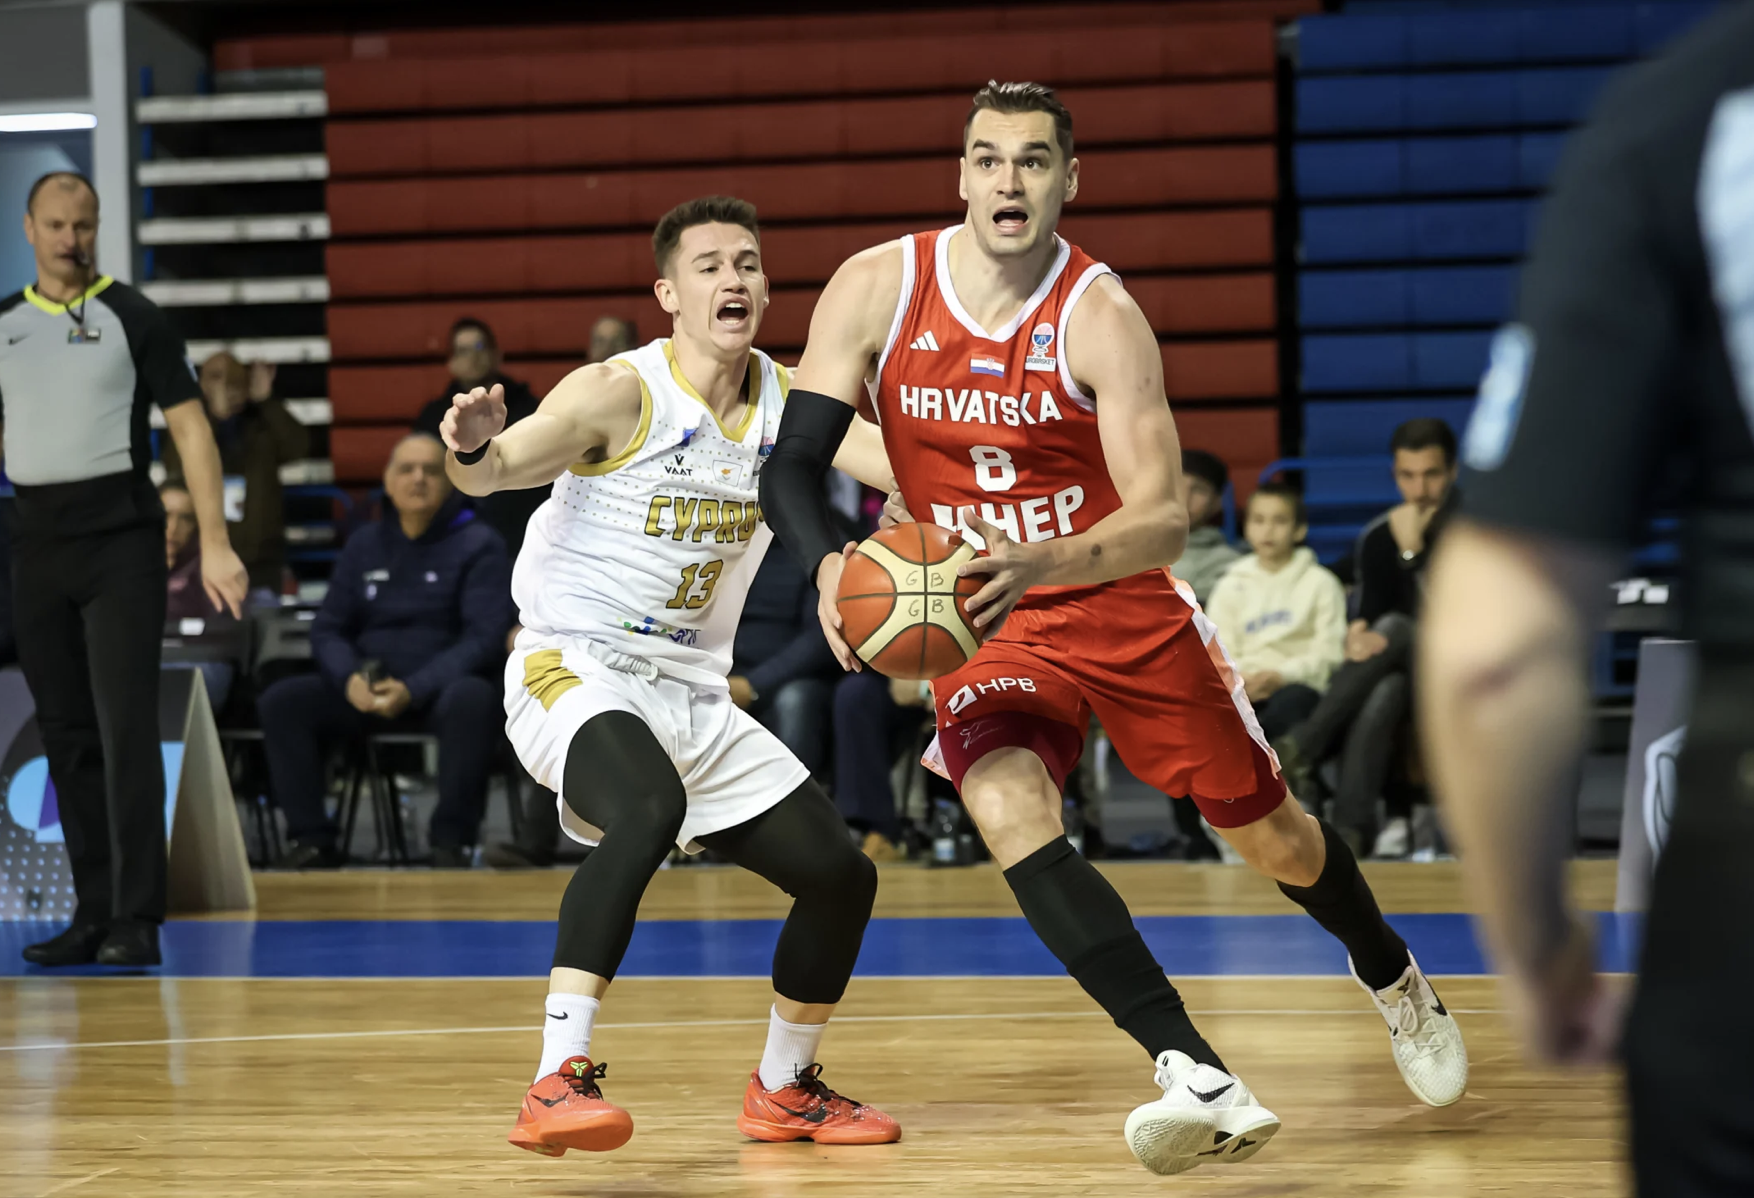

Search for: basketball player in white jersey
xmin=760 ymin=84 xmax=1466 ymax=1175
xmin=441 ymin=196 xmax=901 ymax=1156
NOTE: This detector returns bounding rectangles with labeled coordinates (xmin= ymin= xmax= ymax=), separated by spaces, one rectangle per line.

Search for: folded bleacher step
xmin=136 ymin=91 xmax=327 ymax=123
xmin=140 ymin=277 xmax=330 ymax=306
xmin=138 ymin=154 xmax=328 ymax=186
xmin=184 ymin=336 xmax=330 ymax=365
xmin=138 ymin=213 xmax=329 ymax=244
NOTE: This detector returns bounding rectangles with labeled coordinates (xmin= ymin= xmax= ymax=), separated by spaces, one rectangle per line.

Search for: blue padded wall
xmin=1287 ymin=1 xmax=1716 ymax=564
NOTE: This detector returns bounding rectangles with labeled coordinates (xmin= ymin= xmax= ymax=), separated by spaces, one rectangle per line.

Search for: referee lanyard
xmin=65 ymin=287 xmax=99 ymax=344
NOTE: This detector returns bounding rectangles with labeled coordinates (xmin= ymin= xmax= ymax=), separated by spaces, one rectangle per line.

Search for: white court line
xmin=0 ymin=1006 xmax=1507 ymax=1055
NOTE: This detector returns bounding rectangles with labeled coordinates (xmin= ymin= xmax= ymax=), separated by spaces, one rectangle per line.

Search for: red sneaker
xmin=508 ymin=1056 xmax=634 ymax=1157
xmin=737 ymin=1063 xmax=901 ymax=1145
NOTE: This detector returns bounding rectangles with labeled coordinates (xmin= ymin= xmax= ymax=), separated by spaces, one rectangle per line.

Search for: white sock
xmin=758 ymin=1007 xmax=827 ymax=1092
xmin=535 ymin=993 xmax=600 ymax=1082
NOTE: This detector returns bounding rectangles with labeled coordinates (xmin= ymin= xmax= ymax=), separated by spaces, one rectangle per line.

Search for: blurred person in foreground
xmin=259 ymin=434 xmax=513 ymax=869
xmin=1422 ymin=8 xmax=1754 ymax=1193
xmin=163 ymin=350 xmax=309 ymax=593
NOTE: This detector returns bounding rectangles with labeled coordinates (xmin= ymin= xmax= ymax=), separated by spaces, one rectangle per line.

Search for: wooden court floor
xmin=1 ymin=861 xmax=1630 ymax=1197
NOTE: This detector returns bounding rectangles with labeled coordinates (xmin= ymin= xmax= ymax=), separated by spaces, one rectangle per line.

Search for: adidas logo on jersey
xmin=909 ymin=331 xmax=941 ymax=352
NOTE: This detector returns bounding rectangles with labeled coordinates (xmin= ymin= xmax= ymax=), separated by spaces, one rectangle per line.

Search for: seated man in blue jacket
xmin=729 ymin=546 xmax=840 ymax=778
xmin=262 ymin=434 xmax=513 ymax=869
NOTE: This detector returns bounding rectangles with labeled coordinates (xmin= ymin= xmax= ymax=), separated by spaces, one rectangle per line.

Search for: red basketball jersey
xmin=872 ymin=225 xmax=1184 ymax=618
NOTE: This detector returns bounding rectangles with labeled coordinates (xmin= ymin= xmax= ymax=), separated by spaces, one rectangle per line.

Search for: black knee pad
xmin=562 ymin=711 xmax=687 ymax=849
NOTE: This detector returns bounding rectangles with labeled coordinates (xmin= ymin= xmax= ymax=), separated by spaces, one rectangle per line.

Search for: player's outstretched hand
xmin=440 ymin=383 xmax=508 ymax=454
xmin=815 ymin=542 xmax=863 ymax=673
xmin=956 ymin=510 xmax=1044 ymax=637
xmin=878 ymin=490 xmax=913 ymax=530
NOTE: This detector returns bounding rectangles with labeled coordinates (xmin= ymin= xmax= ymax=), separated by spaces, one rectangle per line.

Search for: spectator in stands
xmin=833 ymin=673 xmax=929 ymax=861
xmin=163 ymin=351 xmax=309 ymax=594
xmin=1205 ymin=483 xmax=1345 ymax=741
xmin=260 ymin=434 xmax=514 ymax=870
xmin=1272 ymin=418 xmax=1460 ymax=858
xmin=413 ymin=317 xmax=546 ymax=558
xmin=161 ymin=480 xmax=238 ymax=710
xmin=1176 ymin=449 xmax=1241 ymax=604
xmin=589 ymin=315 xmax=640 ymax=363
xmin=730 ymin=547 xmax=839 ymax=776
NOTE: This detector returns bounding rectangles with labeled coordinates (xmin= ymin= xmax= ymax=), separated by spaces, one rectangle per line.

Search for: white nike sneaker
xmin=1123 ymin=1050 xmax=1280 ymax=1175
xmin=1354 ymin=953 xmax=1469 ymax=1106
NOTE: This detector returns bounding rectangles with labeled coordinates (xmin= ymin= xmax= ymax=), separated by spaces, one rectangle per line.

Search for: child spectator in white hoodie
xmin=1205 ymin=482 xmax=1347 ymax=741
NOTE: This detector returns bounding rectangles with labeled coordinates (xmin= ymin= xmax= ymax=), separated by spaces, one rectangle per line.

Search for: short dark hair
xmin=965 ymin=81 xmax=1074 ymax=161
xmin=1181 ymin=449 xmax=1229 ymax=495
xmin=1247 ymin=480 xmax=1307 ymax=528
xmin=1390 ymin=418 xmax=1458 ymax=466
xmin=449 ymin=317 xmax=496 ymax=352
xmin=652 ymin=195 xmax=760 ymax=276
xmin=26 ymin=170 xmax=98 ymax=215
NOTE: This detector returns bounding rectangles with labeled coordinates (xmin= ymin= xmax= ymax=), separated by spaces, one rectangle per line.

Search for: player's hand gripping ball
xmin=835 ymin=523 xmax=984 ymax=680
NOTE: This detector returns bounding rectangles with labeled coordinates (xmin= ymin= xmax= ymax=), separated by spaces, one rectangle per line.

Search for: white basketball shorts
xmin=504 ymin=633 xmax=807 ymax=853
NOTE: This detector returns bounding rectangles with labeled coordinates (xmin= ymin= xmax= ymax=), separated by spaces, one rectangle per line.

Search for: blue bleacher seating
xmin=1303 ymin=331 xmax=1495 ymax=392
xmin=1301 ymin=198 xmax=1535 ymax=262
xmin=1298 ymin=5 xmax=1715 ymax=73
xmin=1296 ymin=67 xmax=1613 ymax=133
xmin=1300 ymin=264 xmax=1518 ymax=328
xmin=1296 ymin=133 xmax=1565 ymax=199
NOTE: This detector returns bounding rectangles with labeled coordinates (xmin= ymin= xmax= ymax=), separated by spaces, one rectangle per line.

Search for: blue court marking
xmin=0 ymin=913 xmax=1643 ymax=980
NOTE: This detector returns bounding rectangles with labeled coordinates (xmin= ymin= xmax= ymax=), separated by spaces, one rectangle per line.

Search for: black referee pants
xmin=12 ymin=521 xmax=168 ymax=928
xmin=1624 ymin=657 xmax=1754 ymax=1196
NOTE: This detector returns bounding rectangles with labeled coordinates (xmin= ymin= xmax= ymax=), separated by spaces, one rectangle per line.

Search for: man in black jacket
xmin=412 ymin=318 xmax=545 ymax=559
xmin=1273 ymin=419 xmax=1458 ymax=856
xmin=260 ymin=434 xmax=514 ymax=868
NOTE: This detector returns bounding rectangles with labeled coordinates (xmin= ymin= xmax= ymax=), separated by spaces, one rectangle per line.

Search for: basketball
xmin=835 ymin=523 xmax=984 ymax=680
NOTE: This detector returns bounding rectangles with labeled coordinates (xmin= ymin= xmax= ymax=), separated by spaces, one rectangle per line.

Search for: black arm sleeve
xmin=758 ymin=388 xmax=857 ymax=576
xmin=1460 ymin=100 xmax=1683 ymax=549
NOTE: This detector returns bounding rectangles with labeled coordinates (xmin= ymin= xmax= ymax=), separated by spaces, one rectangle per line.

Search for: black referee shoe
xmin=22 ymin=921 xmax=110 ymax=967
xmin=96 ymin=922 xmax=161 ymax=968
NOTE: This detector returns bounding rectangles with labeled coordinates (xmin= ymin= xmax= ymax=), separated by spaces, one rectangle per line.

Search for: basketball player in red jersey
xmin=761 ymin=82 xmax=1468 ymax=1175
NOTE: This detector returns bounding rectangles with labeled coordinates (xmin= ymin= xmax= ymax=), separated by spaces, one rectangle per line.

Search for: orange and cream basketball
xmin=835 ymin=523 xmax=983 ymax=680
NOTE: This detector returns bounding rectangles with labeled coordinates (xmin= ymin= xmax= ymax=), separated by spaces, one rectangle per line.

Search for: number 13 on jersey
xmin=667 ymin=560 xmax=724 ymax=610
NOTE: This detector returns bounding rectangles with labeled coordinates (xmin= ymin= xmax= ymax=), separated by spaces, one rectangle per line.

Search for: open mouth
xmin=993 ymin=207 xmax=1029 ymax=234
xmin=716 ymin=298 xmax=751 ymax=327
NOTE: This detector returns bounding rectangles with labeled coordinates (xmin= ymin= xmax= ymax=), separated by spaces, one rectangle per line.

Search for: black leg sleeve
xmin=1005 ymin=839 xmax=1224 ymax=1069
xmin=697 ymin=778 xmax=877 ymax=1006
xmin=1277 ymin=817 xmax=1410 ymax=990
xmin=551 ymin=712 xmax=687 ymax=979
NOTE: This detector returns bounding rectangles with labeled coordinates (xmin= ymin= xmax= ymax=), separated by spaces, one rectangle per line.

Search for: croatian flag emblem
xmin=970 ymin=356 xmax=1006 ymax=378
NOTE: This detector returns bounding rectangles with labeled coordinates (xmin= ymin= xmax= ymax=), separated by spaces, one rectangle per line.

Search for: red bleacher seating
xmin=325 ymin=81 xmax=1276 ymax=178
xmin=216 ymin=3 xmax=1315 ymax=72
xmin=311 ymin=8 xmax=1290 ymax=483
xmin=326 ymin=211 xmax=1274 ymax=299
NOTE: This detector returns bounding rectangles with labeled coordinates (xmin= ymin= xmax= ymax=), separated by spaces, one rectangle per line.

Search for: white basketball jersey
xmin=512 ymin=338 xmax=789 ymax=687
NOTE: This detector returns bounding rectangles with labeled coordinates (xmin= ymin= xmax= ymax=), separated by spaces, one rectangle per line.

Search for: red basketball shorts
xmin=925 ymin=572 xmax=1287 ymax=829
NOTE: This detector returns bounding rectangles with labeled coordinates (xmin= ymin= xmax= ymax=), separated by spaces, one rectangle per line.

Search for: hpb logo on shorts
xmin=946 ymin=677 xmax=1038 ymax=715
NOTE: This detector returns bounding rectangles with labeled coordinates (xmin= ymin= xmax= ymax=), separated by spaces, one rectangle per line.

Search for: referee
xmin=1 ymin=172 xmax=246 ymax=968
xmin=1421 ymin=7 xmax=1754 ymax=1194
